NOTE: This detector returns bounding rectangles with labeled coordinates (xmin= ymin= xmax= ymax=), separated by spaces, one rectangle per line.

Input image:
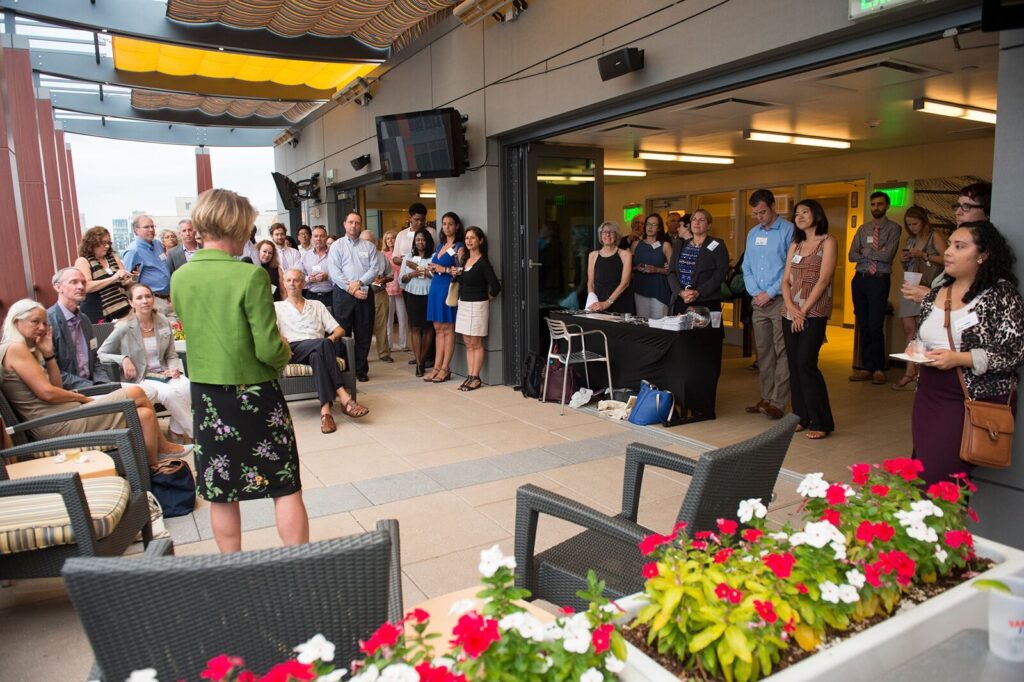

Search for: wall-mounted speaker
xmin=597 ymin=47 xmax=645 ymax=82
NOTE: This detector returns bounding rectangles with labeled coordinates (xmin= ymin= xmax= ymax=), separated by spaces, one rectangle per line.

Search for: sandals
xmin=805 ymin=430 xmax=830 ymax=440
xmin=343 ymin=400 xmax=369 ymax=418
xmin=320 ymin=413 xmax=337 ymax=434
xmin=891 ymin=376 xmax=918 ymax=391
xmin=459 ymin=376 xmax=482 ymax=392
xmin=422 ymin=368 xmax=439 ymax=382
xmin=794 ymin=424 xmax=806 ymax=433
xmin=432 ymin=369 xmax=451 ymax=383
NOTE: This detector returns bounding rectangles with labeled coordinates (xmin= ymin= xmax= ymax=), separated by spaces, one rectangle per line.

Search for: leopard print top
xmin=917 ymin=279 xmax=1024 ymax=400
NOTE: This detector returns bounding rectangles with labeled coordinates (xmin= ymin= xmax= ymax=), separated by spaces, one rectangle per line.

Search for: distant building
xmin=111 ymin=218 xmax=132 ymax=252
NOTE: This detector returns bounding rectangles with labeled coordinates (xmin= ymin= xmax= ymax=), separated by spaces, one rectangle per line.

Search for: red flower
xmin=638 ymin=533 xmax=671 ymax=556
xmin=856 ymin=521 xmax=894 ymax=544
xmin=642 ymin=562 xmax=660 ymax=578
xmin=359 ymin=621 xmax=402 ymax=655
xmin=257 ymin=660 xmax=315 ymax=682
xmin=944 ymin=530 xmax=974 ymax=549
xmin=713 ymin=548 xmax=734 ymax=564
xmin=795 ymin=582 xmax=808 ymax=594
xmin=201 ymin=655 xmax=245 ymax=680
xmin=693 ymin=531 xmax=714 ymax=540
xmin=238 ymin=673 xmax=255 ymax=682
xmin=873 ymin=522 xmax=895 ymax=542
xmin=783 ymin=617 xmax=796 ymax=634
xmin=592 ymin=623 xmax=614 ymax=654
xmin=405 ymin=608 xmax=430 ymax=623
xmin=820 ymin=508 xmax=841 ymax=526
xmin=927 ymin=482 xmax=961 ymax=504
xmin=870 ymin=484 xmax=890 ymax=498
xmin=451 ymin=612 xmax=500 ymax=658
xmin=825 ymin=484 xmax=849 ymax=506
xmin=559 ymin=605 xmax=575 ymax=615
xmin=967 ymin=507 xmax=979 ymax=523
xmin=864 ymin=562 xmax=882 ymax=588
xmin=690 ymin=540 xmax=708 ymax=551
xmin=716 ymin=519 xmax=738 ymax=535
xmin=416 ymin=662 xmax=467 ymax=682
xmin=882 ymin=458 xmax=924 ymax=481
xmin=672 ymin=521 xmax=689 ymax=533
xmin=742 ymin=528 xmax=763 ymax=543
xmin=762 ymin=552 xmax=796 ymax=579
xmin=714 ymin=582 xmax=742 ymax=604
xmin=850 ymin=463 xmax=871 ymax=485
xmin=753 ymin=599 xmax=778 ymax=624
xmin=877 ymin=550 xmax=916 ymax=585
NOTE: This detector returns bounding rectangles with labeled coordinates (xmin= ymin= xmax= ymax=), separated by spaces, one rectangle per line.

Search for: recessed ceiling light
xmin=743 ymin=129 xmax=851 ymax=149
xmin=604 ymin=169 xmax=648 ymax=177
xmin=634 ymin=151 xmax=734 ymax=165
xmin=537 ymin=175 xmax=595 ymax=182
xmin=418 ymin=192 xmax=436 ymax=198
xmin=913 ymin=97 xmax=996 ymax=124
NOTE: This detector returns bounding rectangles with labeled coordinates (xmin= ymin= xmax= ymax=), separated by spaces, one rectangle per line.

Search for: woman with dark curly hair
xmin=255 ymin=239 xmax=285 ymax=301
xmin=910 ymin=220 xmax=1024 ymax=485
xmin=74 ymin=226 xmax=133 ymax=322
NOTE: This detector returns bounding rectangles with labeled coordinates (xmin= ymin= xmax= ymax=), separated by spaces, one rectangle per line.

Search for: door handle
xmin=528 ymin=260 xmax=543 ymax=268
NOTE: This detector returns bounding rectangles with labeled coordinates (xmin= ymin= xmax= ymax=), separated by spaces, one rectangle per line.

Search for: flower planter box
xmin=615 ymin=536 xmax=1024 ymax=681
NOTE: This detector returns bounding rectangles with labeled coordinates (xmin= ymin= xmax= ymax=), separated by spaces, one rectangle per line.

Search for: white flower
xmin=737 ymin=498 xmax=768 ymax=523
xmin=819 ymin=581 xmax=840 ymax=604
xmin=432 ymin=657 xmax=455 ymax=670
xmin=905 ymin=522 xmax=938 ymax=543
xmin=801 ymin=521 xmax=843 ymax=549
xmin=831 ymin=540 xmax=847 ymax=561
xmin=380 ymin=663 xmax=418 ymax=682
xmin=895 ymin=509 xmax=925 ymax=528
xmin=769 ymin=531 xmax=790 ymax=542
xmin=295 ymin=633 xmax=335 ymax=664
xmin=600 ymin=602 xmax=622 ymax=615
xmin=448 ymin=598 xmax=477 ymax=616
xmin=499 ymin=611 xmax=546 ymax=641
xmin=797 ymin=472 xmax=829 ymax=498
xmin=318 ymin=670 xmax=348 ymax=682
xmin=478 ymin=544 xmax=516 ymax=577
xmin=846 ymin=569 xmax=866 ymax=589
xmin=837 ymin=584 xmax=860 ymax=604
xmin=540 ymin=655 xmax=554 ymax=673
xmin=561 ymin=614 xmax=593 ymax=654
xmin=350 ymin=666 xmax=380 ymax=682
xmin=127 ymin=670 xmax=159 ymax=682
xmin=605 ymin=654 xmax=626 ymax=674
xmin=542 ymin=622 xmax=565 ymax=642
xmin=788 ymin=532 xmax=807 ymax=547
xmin=580 ymin=667 xmax=604 ymax=682
xmin=935 ymin=545 xmax=949 ymax=563
xmin=911 ymin=500 xmax=944 ymax=518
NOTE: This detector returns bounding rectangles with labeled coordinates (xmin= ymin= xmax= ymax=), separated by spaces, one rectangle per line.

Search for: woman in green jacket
xmin=172 ymin=189 xmax=307 ymax=552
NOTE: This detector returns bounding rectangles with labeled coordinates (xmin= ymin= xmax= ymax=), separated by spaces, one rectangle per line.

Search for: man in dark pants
xmin=327 ymin=211 xmax=377 ymax=382
xmin=848 ymin=191 xmax=901 ymax=385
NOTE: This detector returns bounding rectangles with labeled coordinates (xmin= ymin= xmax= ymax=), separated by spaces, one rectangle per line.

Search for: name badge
xmin=792 ymin=254 xmax=803 ymax=264
xmin=312 ymin=265 xmax=322 ymax=273
xmin=755 ymin=236 xmax=769 ymax=246
xmin=159 ymin=253 xmax=168 ymax=261
xmin=954 ymin=312 xmax=980 ymax=333
xmin=866 ymin=236 xmax=874 ymax=245
xmin=651 ymin=241 xmax=661 ymax=250
xmin=706 ymin=240 xmax=719 ymax=252
xmin=89 ymin=337 xmax=98 ymax=350
xmin=446 ymin=247 xmax=456 ymax=257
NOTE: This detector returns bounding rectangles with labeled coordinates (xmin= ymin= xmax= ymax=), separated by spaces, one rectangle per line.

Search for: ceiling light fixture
xmin=743 ymin=129 xmax=851 ymax=149
xmin=454 ymin=0 xmax=526 ymax=26
xmin=419 ymin=192 xmax=436 ymax=199
xmin=537 ymin=175 xmax=595 ymax=182
xmin=333 ymin=76 xmax=376 ymax=106
xmin=604 ymin=169 xmax=648 ymax=177
xmin=913 ymin=97 xmax=996 ymax=124
xmin=635 ymin=151 xmax=734 ymax=165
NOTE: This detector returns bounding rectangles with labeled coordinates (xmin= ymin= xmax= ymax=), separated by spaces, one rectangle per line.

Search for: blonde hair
xmin=190 ymin=188 xmax=256 ymax=243
xmin=693 ymin=208 xmax=714 ymax=225
xmin=1 ymin=299 xmax=46 ymax=358
xmin=597 ymin=221 xmax=620 ymax=235
xmin=382 ymin=230 xmax=397 ymax=251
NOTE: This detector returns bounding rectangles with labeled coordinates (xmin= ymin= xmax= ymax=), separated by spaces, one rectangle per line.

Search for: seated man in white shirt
xmin=275 ymin=268 xmax=369 ymax=434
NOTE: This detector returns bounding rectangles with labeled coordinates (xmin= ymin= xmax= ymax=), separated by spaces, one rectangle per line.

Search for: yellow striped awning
xmin=130 ymin=90 xmax=319 ymax=122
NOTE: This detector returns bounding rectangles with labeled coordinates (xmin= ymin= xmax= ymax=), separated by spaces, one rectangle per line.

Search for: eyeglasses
xmin=951 ymin=202 xmax=984 ymax=212
xmin=100 ymin=241 xmax=112 ymax=246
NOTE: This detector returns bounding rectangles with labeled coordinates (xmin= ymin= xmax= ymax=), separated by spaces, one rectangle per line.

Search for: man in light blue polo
xmin=122 ymin=213 xmax=173 ymax=316
xmin=741 ymin=189 xmax=794 ymax=420
xmin=327 ymin=212 xmax=377 ymax=382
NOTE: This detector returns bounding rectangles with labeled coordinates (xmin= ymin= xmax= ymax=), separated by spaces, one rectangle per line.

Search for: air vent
xmin=600 ymin=123 xmax=664 ymax=133
xmin=687 ymin=97 xmax=775 ymax=111
xmin=806 ymin=59 xmax=946 ymax=90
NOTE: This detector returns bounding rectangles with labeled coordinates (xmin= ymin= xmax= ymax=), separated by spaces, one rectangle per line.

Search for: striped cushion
xmin=0 ymin=476 xmax=130 ymax=554
xmin=280 ymin=356 xmax=346 ymax=378
xmin=15 ymin=444 xmax=116 ymax=462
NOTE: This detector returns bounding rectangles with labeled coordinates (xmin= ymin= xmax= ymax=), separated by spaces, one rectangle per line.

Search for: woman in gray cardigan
xmin=99 ymin=283 xmax=192 ymax=441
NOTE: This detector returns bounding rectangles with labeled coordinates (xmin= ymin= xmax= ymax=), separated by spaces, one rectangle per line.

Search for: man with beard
xmin=848 ymin=191 xmax=901 ymax=385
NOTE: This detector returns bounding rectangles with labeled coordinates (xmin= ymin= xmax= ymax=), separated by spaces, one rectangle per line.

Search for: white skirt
xmin=455 ymin=299 xmax=490 ymax=337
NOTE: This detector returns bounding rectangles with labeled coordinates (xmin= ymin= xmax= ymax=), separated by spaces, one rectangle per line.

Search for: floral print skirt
xmin=190 ymin=380 xmax=301 ymax=503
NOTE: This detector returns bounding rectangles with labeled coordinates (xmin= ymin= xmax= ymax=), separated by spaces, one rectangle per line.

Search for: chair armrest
xmin=340 ymin=336 xmax=355 ymax=369
xmin=514 ymin=483 xmax=647 ymax=593
xmin=79 ymin=383 xmax=120 ymax=397
xmin=621 ymin=442 xmax=698 ymax=522
xmin=0 ymin=472 xmax=99 ymax=554
xmin=375 ymin=519 xmax=403 ymax=621
xmin=101 ymin=362 xmax=123 ymax=382
xmin=143 ymin=538 xmax=175 ymax=557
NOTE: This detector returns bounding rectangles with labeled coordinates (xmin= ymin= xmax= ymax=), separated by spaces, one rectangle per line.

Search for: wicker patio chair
xmin=278 ymin=335 xmax=358 ymax=403
xmin=514 ymin=414 xmax=799 ymax=610
xmin=0 ymin=427 xmax=152 ymax=579
xmin=63 ymin=519 xmax=403 ymax=682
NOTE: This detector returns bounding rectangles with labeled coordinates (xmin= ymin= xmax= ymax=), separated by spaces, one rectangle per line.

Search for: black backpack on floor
xmin=519 ymin=352 xmax=544 ymax=399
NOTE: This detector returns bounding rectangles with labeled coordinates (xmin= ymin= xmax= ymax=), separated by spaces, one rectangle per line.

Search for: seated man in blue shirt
xmin=122 ymin=214 xmax=173 ymax=317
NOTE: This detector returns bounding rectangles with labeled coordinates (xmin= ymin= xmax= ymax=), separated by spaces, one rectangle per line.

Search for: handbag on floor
xmin=541 ymin=359 xmax=577 ymax=403
xmin=150 ymin=458 xmax=196 ymax=518
xmin=943 ymin=289 xmax=1014 ymax=469
xmin=628 ymin=380 xmax=675 ymax=426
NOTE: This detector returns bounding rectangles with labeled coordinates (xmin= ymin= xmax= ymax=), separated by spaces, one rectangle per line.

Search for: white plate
xmin=890 ymin=352 xmax=935 ymax=364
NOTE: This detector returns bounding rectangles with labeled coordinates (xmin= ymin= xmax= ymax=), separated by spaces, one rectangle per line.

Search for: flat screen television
xmin=271 ymin=171 xmax=299 ymax=211
xmin=376 ymin=108 xmax=466 ymax=180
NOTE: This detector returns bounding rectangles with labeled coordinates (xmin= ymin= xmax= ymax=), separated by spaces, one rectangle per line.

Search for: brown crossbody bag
xmin=943 ymin=288 xmax=1015 ymax=468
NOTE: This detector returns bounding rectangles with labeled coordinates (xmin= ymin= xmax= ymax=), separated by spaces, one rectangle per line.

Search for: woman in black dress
xmin=256 ymin=239 xmax=285 ymax=301
xmin=454 ymin=227 xmax=502 ymax=391
xmin=587 ymin=221 xmax=634 ymax=314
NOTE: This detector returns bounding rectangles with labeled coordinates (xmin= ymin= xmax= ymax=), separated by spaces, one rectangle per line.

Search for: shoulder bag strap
xmin=943 ymin=287 xmax=971 ymax=401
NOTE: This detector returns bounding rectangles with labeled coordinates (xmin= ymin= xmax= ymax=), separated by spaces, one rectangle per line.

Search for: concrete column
xmin=36 ymin=95 xmax=70 ymax=269
xmin=54 ymin=129 xmax=75 ymax=270
xmin=972 ymin=29 xmax=1024 ymax=549
xmin=2 ymin=38 xmax=57 ymax=306
xmin=195 ymin=146 xmax=213 ymax=195
xmin=0 ymin=43 xmax=31 ymax=314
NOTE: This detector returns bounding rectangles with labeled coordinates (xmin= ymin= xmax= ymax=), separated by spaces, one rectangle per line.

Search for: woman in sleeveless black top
xmin=74 ymin=226 xmax=132 ymax=322
xmin=587 ymin=222 xmax=634 ymax=314
xmin=256 ymin=240 xmax=285 ymax=301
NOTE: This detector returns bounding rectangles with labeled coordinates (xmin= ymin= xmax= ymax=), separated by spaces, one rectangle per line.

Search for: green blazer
xmin=170 ymin=248 xmax=290 ymax=385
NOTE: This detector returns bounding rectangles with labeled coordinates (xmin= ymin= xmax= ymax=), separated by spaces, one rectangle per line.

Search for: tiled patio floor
xmin=1 ymin=326 xmax=915 ymax=680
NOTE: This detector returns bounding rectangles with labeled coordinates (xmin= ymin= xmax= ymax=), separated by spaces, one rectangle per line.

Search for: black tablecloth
xmin=549 ymin=311 xmax=723 ymax=422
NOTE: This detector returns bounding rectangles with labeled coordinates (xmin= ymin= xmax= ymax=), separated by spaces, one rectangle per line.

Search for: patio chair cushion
xmin=280 ymin=357 xmax=346 ymax=377
xmin=0 ymin=476 xmax=129 ymax=554
xmin=10 ymin=444 xmax=116 ymax=462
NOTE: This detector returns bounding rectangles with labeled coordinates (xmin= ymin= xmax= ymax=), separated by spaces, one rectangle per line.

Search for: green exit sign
xmin=849 ymin=0 xmax=922 ymax=20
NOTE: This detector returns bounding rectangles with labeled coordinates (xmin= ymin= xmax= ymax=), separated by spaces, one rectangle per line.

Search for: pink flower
xmin=591 ymin=623 xmax=614 ymax=654
xmin=238 ymin=673 xmax=255 ymax=682
xmin=201 ymin=655 xmax=245 ymax=681
xmin=716 ymin=519 xmax=738 ymax=535
xmin=715 ymin=582 xmax=742 ymax=604
xmin=642 ymin=562 xmax=660 ymax=579
xmin=870 ymin=484 xmax=890 ymax=498
xmin=405 ymin=608 xmax=430 ymax=623
xmin=690 ymin=540 xmax=708 ymax=551
xmin=451 ymin=612 xmax=500 ymax=658
xmin=850 ymin=463 xmax=871 ymax=485
xmin=820 ymin=508 xmax=841 ymax=526
xmin=713 ymin=548 xmax=734 ymax=564
xmin=944 ymin=530 xmax=974 ymax=549
xmin=783 ymin=617 xmax=796 ymax=634
xmin=754 ymin=599 xmax=778 ymax=624
xmin=559 ymin=605 xmax=575 ymax=615
xmin=825 ymin=484 xmax=848 ymax=506
xmin=416 ymin=662 xmax=468 ymax=682
xmin=882 ymin=458 xmax=924 ymax=481
xmin=693 ymin=531 xmax=714 ymax=540
xmin=927 ymin=482 xmax=961 ymax=504
xmin=742 ymin=528 xmax=763 ymax=543
xmin=795 ymin=582 xmax=808 ymax=594
xmin=359 ymin=621 xmax=402 ymax=655
xmin=257 ymin=661 xmax=315 ymax=682
xmin=967 ymin=507 xmax=980 ymax=523
xmin=672 ymin=521 xmax=689 ymax=534
xmin=762 ymin=552 xmax=796 ymax=579
xmin=638 ymin=533 xmax=671 ymax=556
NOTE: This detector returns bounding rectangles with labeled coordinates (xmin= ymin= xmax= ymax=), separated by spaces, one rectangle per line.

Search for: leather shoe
xmin=849 ymin=370 xmax=873 ymax=382
xmin=760 ymin=403 xmax=784 ymax=419
xmin=408 ymin=359 xmax=417 ymax=365
xmin=415 ymin=364 xmax=424 ymax=377
xmin=357 ymin=373 xmax=369 ymax=382
xmin=379 ymin=356 xmax=394 ymax=363
xmin=320 ymin=413 xmax=337 ymax=434
xmin=746 ymin=399 xmax=768 ymax=414
xmin=871 ymin=370 xmax=887 ymax=385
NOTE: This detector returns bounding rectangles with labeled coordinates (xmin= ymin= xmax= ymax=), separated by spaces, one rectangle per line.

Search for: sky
xmin=66 ymin=134 xmax=278 ymax=226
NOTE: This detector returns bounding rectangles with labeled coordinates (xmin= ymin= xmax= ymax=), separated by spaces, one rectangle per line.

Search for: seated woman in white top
xmin=98 ymin=283 xmax=193 ymax=441
xmin=274 ymin=268 xmax=368 ymax=434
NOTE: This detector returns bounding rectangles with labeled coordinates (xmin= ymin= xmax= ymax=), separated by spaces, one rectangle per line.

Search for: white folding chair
xmin=542 ymin=318 xmax=614 ymax=414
